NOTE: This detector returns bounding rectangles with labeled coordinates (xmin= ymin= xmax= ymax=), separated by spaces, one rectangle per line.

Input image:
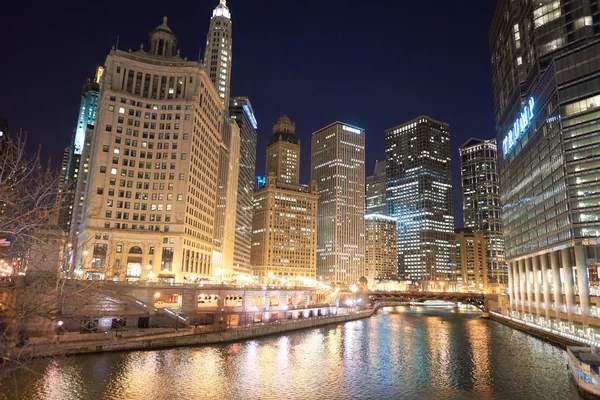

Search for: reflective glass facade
xmin=230 ymin=97 xmax=258 ymax=275
xmin=491 ymin=0 xmax=600 ymax=339
xmin=366 ymin=160 xmax=387 ymax=215
xmin=385 ymin=116 xmax=454 ymax=281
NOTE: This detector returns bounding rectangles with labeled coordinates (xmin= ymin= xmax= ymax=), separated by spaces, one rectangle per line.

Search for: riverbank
xmin=11 ymin=309 xmax=375 ymax=359
xmin=489 ymin=311 xmax=584 ymax=348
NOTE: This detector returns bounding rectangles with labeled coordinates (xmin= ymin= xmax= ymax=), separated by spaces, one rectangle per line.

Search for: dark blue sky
xmin=0 ymin=0 xmax=498 ymax=228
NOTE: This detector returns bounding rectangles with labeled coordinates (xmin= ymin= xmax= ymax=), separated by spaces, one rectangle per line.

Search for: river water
xmin=1 ymin=306 xmax=580 ymax=399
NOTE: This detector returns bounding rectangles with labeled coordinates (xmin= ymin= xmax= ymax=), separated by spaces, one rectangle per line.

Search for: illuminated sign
xmin=502 ymin=97 xmax=535 ymax=158
xmin=343 ymin=125 xmax=361 ymax=134
xmin=242 ymin=104 xmax=258 ymax=129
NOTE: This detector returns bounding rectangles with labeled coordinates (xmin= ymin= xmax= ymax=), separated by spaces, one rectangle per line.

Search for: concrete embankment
xmin=16 ymin=310 xmax=375 ymax=358
xmin=489 ymin=312 xmax=582 ymax=348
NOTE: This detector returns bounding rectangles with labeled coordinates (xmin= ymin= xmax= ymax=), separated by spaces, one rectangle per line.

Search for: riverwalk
xmin=11 ymin=309 xmax=376 ymax=359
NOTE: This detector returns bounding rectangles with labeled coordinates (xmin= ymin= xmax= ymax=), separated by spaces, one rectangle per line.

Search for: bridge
xmin=367 ymin=291 xmax=487 ymax=311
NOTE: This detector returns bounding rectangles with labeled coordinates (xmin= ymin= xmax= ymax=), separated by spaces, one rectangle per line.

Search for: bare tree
xmin=0 ymin=130 xmax=65 ymax=392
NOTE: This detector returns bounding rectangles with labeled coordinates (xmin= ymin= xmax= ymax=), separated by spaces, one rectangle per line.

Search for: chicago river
xmin=2 ymin=306 xmax=578 ymax=399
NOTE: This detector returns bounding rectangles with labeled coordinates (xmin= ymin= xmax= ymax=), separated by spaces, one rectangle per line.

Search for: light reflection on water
xmin=2 ymin=306 xmax=579 ymax=400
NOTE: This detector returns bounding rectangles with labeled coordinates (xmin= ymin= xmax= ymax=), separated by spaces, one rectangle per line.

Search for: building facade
xmin=204 ymin=0 xmax=232 ymax=106
xmin=365 ymin=214 xmax=398 ymax=283
xmin=58 ymin=71 xmax=101 ymax=234
xmin=366 ymin=160 xmax=387 ymax=215
xmin=385 ymin=116 xmax=454 ymax=281
xmin=76 ymin=18 xmax=225 ymax=284
xmin=213 ymin=120 xmax=240 ymax=280
xmin=266 ymin=115 xmax=300 ymax=187
xmin=454 ymin=228 xmax=488 ymax=290
xmin=459 ymin=138 xmax=506 ymax=284
xmin=229 ymin=97 xmax=258 ymax=276
xmin=311 ymin=122 xmax=365 ymax=283
xmin=491 ymin=0 xmax=600 ymax=340
xmin=251 ymin=116 xmax=318 ymax=281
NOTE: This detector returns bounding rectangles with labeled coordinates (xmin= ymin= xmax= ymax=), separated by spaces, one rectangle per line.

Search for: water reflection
xmin=2 ymin=306 xmax=580 ymax=400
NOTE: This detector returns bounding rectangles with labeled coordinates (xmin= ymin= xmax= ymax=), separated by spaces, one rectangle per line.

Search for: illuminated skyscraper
xmin=385 ymin=116 xmax=454 ymax=281
xmin=59 ymin=69 xmax=102 ymax=234
xmin=491 ymin=0 xmax=600 ymax=336
xmin=77 ymin=18 xmax=225 ymax=283
xmin=204 ymin=0 xmax=232 ymax=106
xmin=229 ymin=97 xmax=258 ymax=275
xmin=366 ymin=160 xmax=386 ymax=215
xmin=266 ymin=115 xmax=300 ymax=187
xmin=459 ymin=138 xmax=505 ymax=284
xmin=365 ymin=214 xmax=398 ymax=283
xmin=251 ymin=116 xmax=318 ymax=280
xmin=311 ymin=122 xmax=365 ymax=283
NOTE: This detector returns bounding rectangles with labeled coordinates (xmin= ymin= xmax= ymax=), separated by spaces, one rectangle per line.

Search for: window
xmin=97 ymin=187 xmax=104 ymax=195
xmin=181 ymin=153 xmax=187 ymax=160
xmin=103 ymin=145 xmax=109 ymax=152
xmin=111 ymin=168 xmax=118 ymax=175
xmin=100 ymin=166 xmax=107 ymax=173
xmin=179 ymin=173 xmax=185 ymax=180
xmin=106 ymin=125 xmax=112 ymax=132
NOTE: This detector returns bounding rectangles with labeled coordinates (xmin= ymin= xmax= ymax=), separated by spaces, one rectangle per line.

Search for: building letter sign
xmin=503 ymin=97 xmax=535 ymax=158
xmin=343 ymin=125 xmax=361 ymax=134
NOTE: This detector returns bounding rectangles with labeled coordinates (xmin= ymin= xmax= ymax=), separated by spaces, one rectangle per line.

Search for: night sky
xmin=1 ymin=0 xmax=498 ymax=228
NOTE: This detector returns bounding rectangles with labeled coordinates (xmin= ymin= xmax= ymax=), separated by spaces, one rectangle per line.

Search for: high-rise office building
xmin=365 ymin=214 xmax=398 ymax=283
xmin=213 ymin=119 xmax=240 ymax=280
xmin=204 ymin=0 xmax=232 ymax=106
xmin=366 ymin=160 xmax=387 ymax=215
xmin=76 ymin=17 xmax=225 ymax=283
xmin=251 ymin=116 xmax=318 ymax=280
xmin=454 ymin=228 xmax=488 ymax=290
xmin=266 ymin=115 xmax=300 ymax=187
xmin=311 ymin=122 xmax=365 ymax=283
xmin=229 ymin=97 xmax=258 ymax=276
xmin=386 ymin=116 xmax=454 ymax=281
xmin=491 ymin=0 xmax=600 ymax=338
xmin=58 ymin=70 xmax=102 ymax=234
xmin=459 ymin=138 xmax=506 ymax=284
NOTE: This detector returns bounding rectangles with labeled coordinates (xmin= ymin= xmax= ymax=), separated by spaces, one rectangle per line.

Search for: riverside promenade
xmin=12 ymin=308 xmax=376 ymax=359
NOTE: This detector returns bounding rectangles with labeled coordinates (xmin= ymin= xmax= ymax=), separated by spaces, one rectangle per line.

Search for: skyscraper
xmin=266 ymin=115 xmax=300 ymax=186
xmin=229 ymin=97 xmax=258 ymax=276
xmin=386 ymin=116 xmax=454 ymax=281
xmin=213 ymin=119 xmax=240 ymax=280
xmin=76 ymin=17 xmax=224 ymax=283
xmin=459 ymin=138 xmax=505 ymax=284
xmin=204 ymin=0 xmax=232 ymax=106
xmin=490 ymin=0 xmax=600 ymax=337
xmin=58 ymin=70 xmax=101 ymax=234
xmin=365 ymin=214 xmax=398 ymax=283
xmin=454 ymin=228 xmax=488 ymax=290
xmin=251 ymin=116 xmax=318 ymax=280
xmin=311 ymin=122 xmax=365 ymax=283
xmin=366 ymin=160 xmax=386 ymax=215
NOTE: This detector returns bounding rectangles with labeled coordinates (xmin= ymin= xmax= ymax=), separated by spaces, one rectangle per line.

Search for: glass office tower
xmin=385 ymin=116 xmax=454 ymax=281
xmin=491 ymin=0 xmax=600 ymax=340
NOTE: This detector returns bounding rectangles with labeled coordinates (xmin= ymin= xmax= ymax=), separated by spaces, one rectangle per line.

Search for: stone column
xmin=550 ymin=250 xmax=563 ymax=323
xmin=561 ymin=248 xmax=575 ymax=328
xmin=574 ymin=245 xmax=591 ymax=333
xmin=519 ymin=259 xmax=527 ymax=316
xmin=532 ymin=255 xmax=542 ymax=319
xmin=507 ymin=261 xmax=514 ymax=313
xmin=540 ymin=253 xmax=552 ymax=323
xmin=525 ymin=257 xmax=534 ymax=315
xmin=512 ymin=261 xmax=520 ymax=314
